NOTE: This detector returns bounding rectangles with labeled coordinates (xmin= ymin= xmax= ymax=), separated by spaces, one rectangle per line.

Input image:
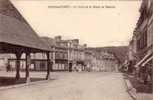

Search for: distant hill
xmin=88 ymin=46 xmax=128 ymax=64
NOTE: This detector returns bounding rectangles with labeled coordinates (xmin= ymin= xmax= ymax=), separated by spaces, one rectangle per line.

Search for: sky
xmin=11 ymin=0 xmax=141 ymax=47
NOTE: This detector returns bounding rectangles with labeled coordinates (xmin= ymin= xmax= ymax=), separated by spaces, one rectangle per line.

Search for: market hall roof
xmin=0 ymin=0 xmax=50 ymax=53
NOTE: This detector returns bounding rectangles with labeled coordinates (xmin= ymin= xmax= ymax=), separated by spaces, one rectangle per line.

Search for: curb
xmin=124 ymin=79 xmax=137 ymax=100
xmin=0 ymin=79 xmax=52 ymax=91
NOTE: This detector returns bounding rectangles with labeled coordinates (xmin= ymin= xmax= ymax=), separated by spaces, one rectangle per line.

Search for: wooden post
xmin=15 ymin=53 xmax=22 ymax=80
xmin=46 ymin=52 xmax=51 ymax=80
xmin=26 ymin=52 xmax=31 ymax=83
xmin=152 ymin=67 xmax=153 ymax=93
xmin=67 ymin=42 xmax=70 ymax=71
xmin=53 ymin=47 xmax=56 ymax=72
xmin=67 ymin=50 xmax=70 ymax=71
xmin=152 ymin=60 xmax=153 ymax=93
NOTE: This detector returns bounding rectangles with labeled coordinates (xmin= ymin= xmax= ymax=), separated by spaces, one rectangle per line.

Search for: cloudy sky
xmin=11 ymin=0 xmax=141 ymax=47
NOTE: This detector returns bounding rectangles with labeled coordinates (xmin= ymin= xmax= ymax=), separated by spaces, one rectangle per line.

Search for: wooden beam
xmin=46 ymin=52 xmax=51 ymax=80
xmin=26 ymin=52 xmax=31 ymax=83
xmin=15 ymin=52 xmax=22 ymax=80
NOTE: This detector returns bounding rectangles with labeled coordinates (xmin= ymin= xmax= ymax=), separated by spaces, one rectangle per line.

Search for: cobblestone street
xmin=0 ymin=72 xmax=132 ymax=100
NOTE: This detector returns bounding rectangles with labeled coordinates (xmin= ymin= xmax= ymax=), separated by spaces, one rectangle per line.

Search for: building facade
xmin=30 ymin=36 xmax=119 ymax=72
xmin=32 ymin=36 xmax=87 ymax=72
xmin=87 ymin=50 xmax=119 ymax=72
xmin=129 ymin=0 xmax=153 ymax=91
xmin=0 ymin=35 xmax=119 ymax=72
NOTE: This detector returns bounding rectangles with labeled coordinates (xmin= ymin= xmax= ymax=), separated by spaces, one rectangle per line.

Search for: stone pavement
xmin=124 ymin=74 xmax=153 ymax=100
xmin=0 ymin=72 xmax=133 ymax=100
xmin=137 ymin=93 xmax=153 ymax=100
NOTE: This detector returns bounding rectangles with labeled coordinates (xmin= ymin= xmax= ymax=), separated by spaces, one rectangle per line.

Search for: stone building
xmin=101 ymin=51 xmax=118 ymax=72
xmin=32 ymin=36 xmax=119 ymax=72
xmin=87 ymin=50 xmax=119 ymax=72
xmin=32 ymin=36 xmax=87 ymax=72
xmin=129 ymin=0 xmax=153 ymax=91
xmin=84 ymin=49 xmax=94 ymax=71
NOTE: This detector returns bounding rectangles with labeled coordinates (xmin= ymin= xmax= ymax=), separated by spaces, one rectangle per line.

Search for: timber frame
xmin=0 ymin=42 xmax=52 ymax=83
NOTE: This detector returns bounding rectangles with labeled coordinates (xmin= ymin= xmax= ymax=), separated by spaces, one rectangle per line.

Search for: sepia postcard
xmin=0 ymin=0 xmax=153 ymax=100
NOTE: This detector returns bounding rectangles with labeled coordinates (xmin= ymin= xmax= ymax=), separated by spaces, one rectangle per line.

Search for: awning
xmin=135 ymin=52 xmax=152 ymax=68
xmin=142 ymin=56 xmax=153 ymax=66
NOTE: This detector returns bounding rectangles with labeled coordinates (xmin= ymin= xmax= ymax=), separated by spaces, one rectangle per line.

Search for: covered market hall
xmin=0 ymin=0 xmax=52 ymax=83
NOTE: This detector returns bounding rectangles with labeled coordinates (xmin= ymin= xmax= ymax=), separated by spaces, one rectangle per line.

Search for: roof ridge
xmin=0 ymin=0 xmax=50 ymax=52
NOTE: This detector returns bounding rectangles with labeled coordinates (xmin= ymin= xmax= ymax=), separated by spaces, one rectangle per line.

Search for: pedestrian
xmin=6 ymin=63 xmax=11 ymax=72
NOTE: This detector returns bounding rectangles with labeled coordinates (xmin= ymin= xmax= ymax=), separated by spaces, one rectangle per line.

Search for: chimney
xmin=72 ymin=39 xmax=79 ymax=44
xmin=55 ymin=36 xmax=62 ymax=41
xmin=83 ymin=44 xmax=87 ymax=47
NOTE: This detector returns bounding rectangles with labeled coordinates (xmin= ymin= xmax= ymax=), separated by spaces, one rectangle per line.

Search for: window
xmin=137 ymin=29 xmax=147 ymax=51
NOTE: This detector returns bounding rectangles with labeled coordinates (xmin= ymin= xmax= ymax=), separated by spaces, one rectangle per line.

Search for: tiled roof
xmin=0 ymin=0 xmax=50 ymax=52
xmin=0 ymin=0 xmax=25 ymax=22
